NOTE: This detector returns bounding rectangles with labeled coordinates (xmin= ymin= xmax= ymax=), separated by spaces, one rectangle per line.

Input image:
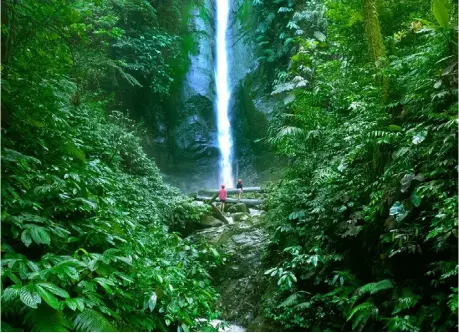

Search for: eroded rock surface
xmin=191 ymin=212 xmax=270 ymax=329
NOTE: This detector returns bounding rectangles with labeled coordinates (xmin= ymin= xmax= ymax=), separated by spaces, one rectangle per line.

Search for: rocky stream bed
xmin=189 ymin=202 xmax=275 ymax=332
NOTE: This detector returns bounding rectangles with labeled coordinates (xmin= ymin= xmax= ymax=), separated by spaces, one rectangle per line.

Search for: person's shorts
xmin=220 ymin=199 xmax=226 ymax=202
xmin=238 ymin=189 xmax=243 ymax=193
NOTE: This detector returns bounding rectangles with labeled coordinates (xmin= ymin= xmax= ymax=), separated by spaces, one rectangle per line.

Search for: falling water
xmin=215 ymin=0 xmax=234 ymax=187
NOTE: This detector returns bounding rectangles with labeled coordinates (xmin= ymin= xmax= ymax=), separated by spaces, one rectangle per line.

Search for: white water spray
xmin=215 ymin=0 xmax=234 ymax=187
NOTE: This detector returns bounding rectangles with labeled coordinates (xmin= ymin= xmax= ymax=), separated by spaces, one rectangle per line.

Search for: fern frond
xmin=24 ymin=305 xmax=72 ymax=332
xmin=268 ymin=126 xmax=305 ymax=145
xmin=2 ymin=148 xmax=42 ymax=165
xmin=294 ymin=301 xmax=312 ymax=310
xmin=278 ymin=293 xmax=301 ymax=308
xmin=347 ymin=301 xmax=379 ymax=330
xmin=447 ymin=287 xmax=458 ymax=314
xmin=74 ymin=309 xmax=117 ymax=332
xmin=386 ymin=315 xmax=420 ymax=332
xmin=357 ymin=279 xmax=394 ymax=296
xmin=279 ymin=126 xmax=304 ymax=137
xmin=312 ymin=167 xmax=339 ymax=186
xmin=392 ymin=289 xmax=421 ymax=315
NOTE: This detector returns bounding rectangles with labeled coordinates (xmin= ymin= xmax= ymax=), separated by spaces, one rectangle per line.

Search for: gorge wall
xmin=147 ymin=0 xmax=283 ymax=192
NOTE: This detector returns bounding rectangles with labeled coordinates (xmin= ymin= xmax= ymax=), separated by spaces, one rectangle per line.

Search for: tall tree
xmin=361 ymin=0 xmax=386 ymax=62
xmin=361 ymin=0 xmax=388 ymax=100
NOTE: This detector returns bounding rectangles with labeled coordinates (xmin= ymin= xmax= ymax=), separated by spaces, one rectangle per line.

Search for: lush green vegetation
xmin=257 ymin=0 xmax=458 ymax=331
xmin=1 ymin=0 xmax=223 ymax=331
xmin=2 ymin=0 xmax=458 ymax=332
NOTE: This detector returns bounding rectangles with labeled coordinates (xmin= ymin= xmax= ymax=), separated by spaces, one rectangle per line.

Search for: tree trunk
xmin=199 ymin=187 xmax=263 ymax=195
xmin=1 ymin=0 xmax=10 ymax=68
xmin=362 ymin=0 xmax=385 ymax=61
xmin=196 ymin=196 xmax=263 ymax=206
xmin=211 ymin=205 xmax=229 ymax=224
xmin=361 ymin=0 xmax=389 ymax=100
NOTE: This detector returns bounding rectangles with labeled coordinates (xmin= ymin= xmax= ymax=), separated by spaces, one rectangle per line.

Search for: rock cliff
xmin=150 ymin=0 xmax=283 ymax=192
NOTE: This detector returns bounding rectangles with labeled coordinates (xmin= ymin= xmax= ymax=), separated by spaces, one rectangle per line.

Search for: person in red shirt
xmin=219 ymin=184 xmax=227 ymax=212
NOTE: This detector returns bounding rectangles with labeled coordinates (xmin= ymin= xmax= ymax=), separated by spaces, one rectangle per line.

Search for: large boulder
xmin=199 ymin=215 xmax=224 ymax=228
xmin=231 ymin=212 xmax=249 ymax=222
xmin=227 ymin=203 xmax=248 ymax=214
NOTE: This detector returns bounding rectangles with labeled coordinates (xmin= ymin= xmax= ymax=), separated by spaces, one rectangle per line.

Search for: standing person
xmin=219 ymin=184 xmax=227 ymax=212
xmin=237 ymin=179 xmax=243 ymax=200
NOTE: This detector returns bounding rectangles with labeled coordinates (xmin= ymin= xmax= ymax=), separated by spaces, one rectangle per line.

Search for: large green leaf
xmin=148 ymin=292 xmax=157 ymax=312
xmin=65 ymin=143 xmax=86 ymax=163
xmin=37 ymin=283 xmax=70 ymax=299
xmin=21 ymin=229 xmax=33 ymax=247
xmin=2 ymin=285 xmax=21 ymax=302
xmin=65 ymin=298 xmax=85 ymax=312
xmin=29 ymin=225 xmax=51 ymax=246
xmin=19 ymin=287 xmax=42 ymax=309
xmin=37 ymin=285 xmax=60 ymax=310
xmin=432 ymin=0 xmax=451 ymax=28
xmin=411 ymin=191 xmax=422 ymax=207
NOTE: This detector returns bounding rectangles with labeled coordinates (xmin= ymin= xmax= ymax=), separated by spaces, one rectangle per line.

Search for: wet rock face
xmin=191 ymin=215 xmax=269 ymax=328
xmin=231 ymin=212 xmax=249 ymax=222
xmin=227 ymin=0 xmax=284 ymax=185
xmin=175 ymin=96 xmax=217 ymax=156
xmin=227 ymin=202 xmax=248 ymax=214
xmin=150 ymin=1 xmax=220 ymax=192
xmin=200 ymin=215 xmax=224 ymax=228
xmin=167 ymin=94 xmax=220 ymax=190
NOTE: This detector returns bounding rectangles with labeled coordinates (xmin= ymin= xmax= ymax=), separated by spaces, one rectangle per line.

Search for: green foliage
xmin=74 ymin=309 xmax=118 ymax=332
xmin=347 ymin=302 xmax=379 ymax=331
xmin=1 ymin=0 xmax=218 ymax=331
xmin=432 ymin=0 xmax=452 ymax=28
xmin=259 ymin=0 xmax=458 ymax=331
xmin=251 ymin=0 xmax=328 ymax=86
xmin=357 ymin=279 xmax=394 ymax=296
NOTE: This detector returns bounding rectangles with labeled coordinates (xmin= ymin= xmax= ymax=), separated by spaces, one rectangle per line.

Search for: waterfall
xmin=215 ymin=0 xmax=234 ymax=187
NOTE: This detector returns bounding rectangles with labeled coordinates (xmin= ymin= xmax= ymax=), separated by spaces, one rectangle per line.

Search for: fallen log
xmin=211 ymin=204 xmax=229 ymax=224
xmin=198 ymin=187 xmax=263 ymax=195
xmin=195 ymin=192 xmax=229 ymax=224
xmin=195 ymin=196 xmax=263 ymax=206
xmin=205 ymin=191 xmax=219 ymax=204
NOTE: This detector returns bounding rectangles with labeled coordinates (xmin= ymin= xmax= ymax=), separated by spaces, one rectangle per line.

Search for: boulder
xmin=227 ymin=203 xmax=248 ymax=214
xmin=231 ymin=212 xmax=249 ymax=222
xmin=249 ymin=208 xmax=263 ymax=217
xmin=199 ymin=215 xmax=224 ymax=228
